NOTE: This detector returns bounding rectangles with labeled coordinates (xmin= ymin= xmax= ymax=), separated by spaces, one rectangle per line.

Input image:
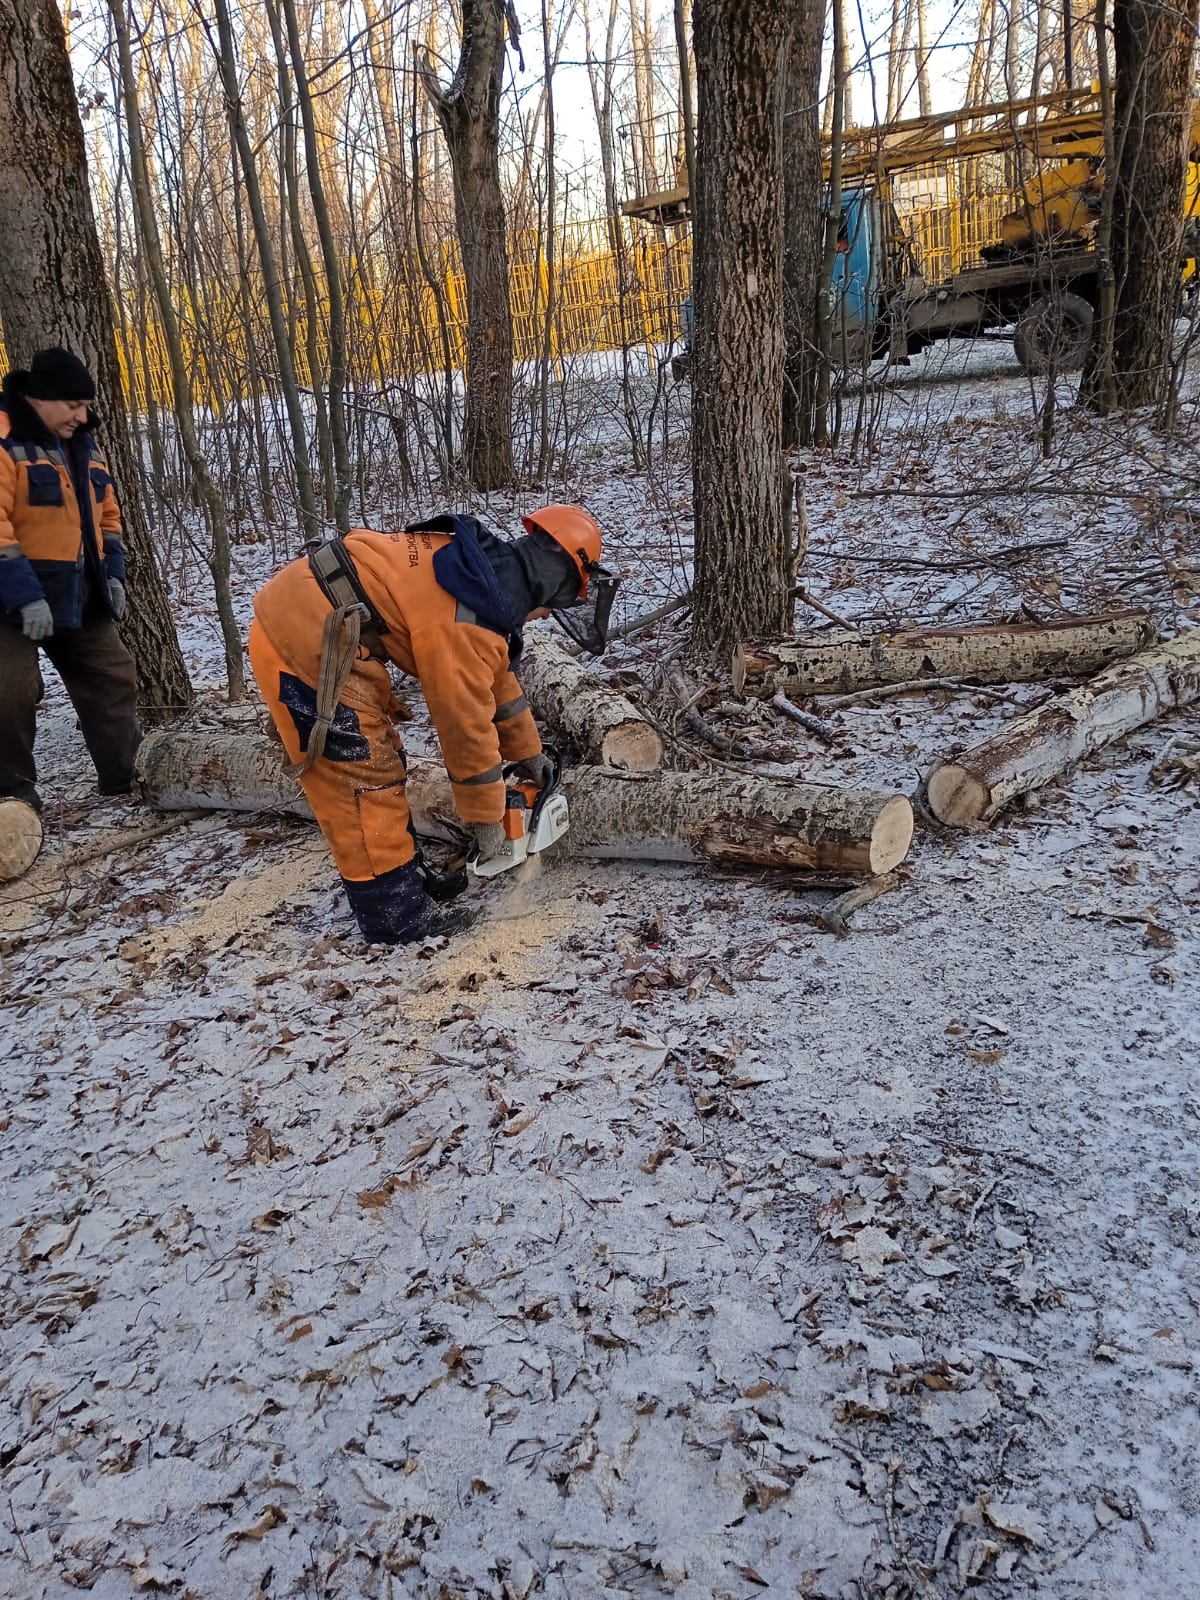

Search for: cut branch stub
xmin=733 ymin=612 xmax=1157 ymax=697
xmin=925 ymin=628 xmax=1200 ymax=826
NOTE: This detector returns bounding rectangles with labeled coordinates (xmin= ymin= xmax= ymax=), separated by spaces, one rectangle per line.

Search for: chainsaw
xmin=466 ymin=746 xmax=570 ymax=878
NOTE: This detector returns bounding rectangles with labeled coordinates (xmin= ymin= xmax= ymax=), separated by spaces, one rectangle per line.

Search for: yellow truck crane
xmin=623 ymin=86 xmax=1200 ymax=375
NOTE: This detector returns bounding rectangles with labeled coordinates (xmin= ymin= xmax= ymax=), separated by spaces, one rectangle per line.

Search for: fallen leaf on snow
xmin=840 ymin=1226 xmax=904 ymax=1280
xmin=224 ymin=1505 xmax=286 ymax=1547
xmin=982 ymin=1496 xmax=1047 ymax=1546
xmin=251 ymin=1208 xmax=292 ymax=1231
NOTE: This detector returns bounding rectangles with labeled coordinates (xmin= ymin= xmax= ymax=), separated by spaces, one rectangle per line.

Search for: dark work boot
xmin=414 ymin=901 xmax=479 ymax=943
xmin=342 ymin=860 xmax=478 ymax=945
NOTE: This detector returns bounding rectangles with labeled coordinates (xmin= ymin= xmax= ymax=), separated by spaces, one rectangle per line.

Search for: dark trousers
xmin=0 ymin=614 xmax=141 ymax=808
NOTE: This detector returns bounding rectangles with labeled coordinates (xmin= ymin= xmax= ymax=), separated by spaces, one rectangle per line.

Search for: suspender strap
xmin=308 ymin=538 xmax=388 ymax=637
xmin=299 ymin=538 xmax=389 ymax=771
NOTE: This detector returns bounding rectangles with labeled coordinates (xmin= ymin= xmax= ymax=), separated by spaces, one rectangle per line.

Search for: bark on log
xmin=925 ymin=629 xmax=1200 ymax=826
xmin=0 ymin=799 xmax=43 ymax=882
xmin=520 ymin=635 xmax=663 ymax=771
xmin=136 ymin=729 xmax=913 ymax=876
xmin=733 ymin=612 xmax=1157 ymax=696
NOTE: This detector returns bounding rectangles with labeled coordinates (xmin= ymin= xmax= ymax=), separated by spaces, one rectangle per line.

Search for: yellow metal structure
xmin=107 ymin=89 xmax=1198 ymax=415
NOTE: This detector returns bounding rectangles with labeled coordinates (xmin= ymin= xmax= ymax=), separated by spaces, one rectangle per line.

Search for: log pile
xmin=115 ymin=608 xmax=1200 ymax=913
xmin=135 ymin=729 xmax=914 ymax=877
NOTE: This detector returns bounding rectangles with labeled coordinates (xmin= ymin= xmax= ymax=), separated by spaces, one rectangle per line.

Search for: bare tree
xmin=782 ymin=0 xmax=827 ymax=451
xmin=279 ymin=0 xmax=352 ymax=531
xmin=690 ymin=0 xmax=794 ymax=655
xmin=418 ymin=0 xmax=518 ymax=490
xmin=209 ymin=0 xmax=319 ymax=543
xmin=108 ymin=0 xmax=244 ymax=701
xmin=0 ymin=0 xmax=192 ymax=716
xmin=1080 ymin=0 xmax=1200 ymax=411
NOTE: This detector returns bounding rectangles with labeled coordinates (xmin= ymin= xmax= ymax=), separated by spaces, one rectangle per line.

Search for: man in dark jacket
xmin=0 ymin=347 xmax=140 ymax=812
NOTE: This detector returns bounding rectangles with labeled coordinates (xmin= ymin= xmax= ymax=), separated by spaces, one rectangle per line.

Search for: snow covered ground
xmin=2 ymin=349 xmax=1199 ymax=1598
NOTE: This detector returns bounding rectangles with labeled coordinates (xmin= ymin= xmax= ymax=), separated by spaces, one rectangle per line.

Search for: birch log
xmin=136 ymin=729 xmax=913 ymax=875
xmin=0 ymin=799 xmax=43 ymax=882
xmin=925 ymin=629 xmax=1200 ymax=826
xmin=733 ymin=612 xmax=1156 ymax=696
xmin=520 ymin=635 xmax=663 ymax=770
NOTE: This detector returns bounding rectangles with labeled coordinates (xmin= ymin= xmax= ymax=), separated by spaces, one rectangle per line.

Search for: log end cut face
xmin=0 ymin=799 xmax=44 ymax=882
xmin=870 ymin=794 xmax=915 ymax=874
xmin=598 ymin=721 xmax=665 ymax=773
xmin=925 ymin=763 xmax=990 ymax=827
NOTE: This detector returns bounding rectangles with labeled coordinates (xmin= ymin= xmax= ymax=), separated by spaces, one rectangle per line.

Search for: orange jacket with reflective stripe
xmin=251 ymin=527 xmax=542 ymax=824
xmin=0 ymin=406 xmax=125 ymax=627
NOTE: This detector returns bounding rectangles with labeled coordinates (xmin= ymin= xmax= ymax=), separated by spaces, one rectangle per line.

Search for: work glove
xmin=20 ymin=599 xmax=54 ymax=641
xmin=471 ymin=820 xmax=511 ymax=863
xmin=108 ymin=578 xmax=127 ymax=620
xmin=513 ymin=752 xmax=553 ymax=789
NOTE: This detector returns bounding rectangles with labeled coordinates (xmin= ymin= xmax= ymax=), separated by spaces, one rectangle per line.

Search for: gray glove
xmin=20 ymin=599 xmax=53 ymax=641
xmin=472 ymin=820 xmax=511 ymax=862
xmin=513 ymin=752 xmax=553 ymax=789
xmin=108 ymin=578 xmax=127 ymax=620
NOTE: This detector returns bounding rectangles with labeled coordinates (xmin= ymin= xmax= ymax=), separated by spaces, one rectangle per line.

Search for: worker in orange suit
xmin=249 ymin=506 xmax=615 ymax=945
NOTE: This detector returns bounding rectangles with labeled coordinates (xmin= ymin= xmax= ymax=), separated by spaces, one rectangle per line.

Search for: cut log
xmin=564 ymin=769 xmax=913 ymax=875
xmin=0 ymin=799 xmax=43 ymax=882
xmin=925 ymin=629 xmax=1200 ymax=826
xmin=136 ymin=728 xmax=313 ymax=819
xmin=521 ymin=634 xmax=663 ymax=771
xmin=732 ymin=612 xmax=1157 ymax=697
xmin=136 ymin=728 xmax=913 ymax=876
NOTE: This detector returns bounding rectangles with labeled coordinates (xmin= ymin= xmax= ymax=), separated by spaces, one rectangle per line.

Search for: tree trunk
xmin=417 ymin=0 xmax=515 ymax=491
xmin=135 ymin=729 xmax=914 ymax=876
xmin=1080 ymin=0 xmax=1200 ymax=411
xmin=280 ymin=0 xmax=352 ymax=532
xmin=733 ymin=612 xmax=1157 ymax=695
xmin=107 ymin=0 xmax=244 ymax=703
xmin=690 ymin=0 xmax=793 ymax=657
xmin=0 ymin=0 xmax=192 ymax=717
xmin=781 ymin=0 xmax=826 ymax=450
xmin=814 ymin=0 xmax=847 ymax=449
xmin=674 ymin=0 xmax=697 ymax=202
xmin=520 ymin=635 xmax=664 ymax=770
xmin=925 ymin=629 xmax=1200 ymax=826
xmin=915 ymin=0 xmax=933 ymax=115
xmin=210 ymin=0 xmax=319 ymax=543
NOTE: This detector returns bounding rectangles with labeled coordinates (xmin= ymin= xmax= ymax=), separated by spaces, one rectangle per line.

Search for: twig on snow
xmin=819 ymin=870 xmax=902 ymax=936
xmin=770 ymin=692 xmax=842 ymax=746
xmin=665 ymin=662 xmax=789 ymax=763
xmin=821 ymin=677 xmax=1022 ymax=711
xmin=791 ymin=584 xmax=863 ymax=632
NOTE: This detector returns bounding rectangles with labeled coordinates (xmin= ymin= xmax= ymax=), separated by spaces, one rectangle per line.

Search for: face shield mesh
xmin=551 ymin=566 xmax=618 ymax=656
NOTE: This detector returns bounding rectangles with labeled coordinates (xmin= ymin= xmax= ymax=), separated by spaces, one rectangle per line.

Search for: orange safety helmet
xmin=521 ymin=504 xmax=603 ymax=599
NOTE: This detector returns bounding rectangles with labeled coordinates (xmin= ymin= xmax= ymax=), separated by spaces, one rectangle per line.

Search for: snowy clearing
xmin=2 ymin=361 xmax=1199 ymax=1599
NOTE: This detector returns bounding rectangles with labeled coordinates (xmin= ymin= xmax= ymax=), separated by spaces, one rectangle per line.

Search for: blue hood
xmin=410 ymin=514 xmax=526 ymax=661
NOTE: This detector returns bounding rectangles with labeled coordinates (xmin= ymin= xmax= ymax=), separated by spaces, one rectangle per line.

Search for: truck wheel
xmin=1014 ymin=293 xmax=1094 ymax=375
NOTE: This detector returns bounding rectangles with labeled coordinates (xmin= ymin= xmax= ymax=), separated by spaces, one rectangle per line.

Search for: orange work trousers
xmin=247 ymin=618 xmax=416 ymax=883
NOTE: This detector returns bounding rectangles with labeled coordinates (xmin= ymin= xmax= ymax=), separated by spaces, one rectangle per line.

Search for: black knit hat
xmin=23 ymin=347 xmax=96 ymax=402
